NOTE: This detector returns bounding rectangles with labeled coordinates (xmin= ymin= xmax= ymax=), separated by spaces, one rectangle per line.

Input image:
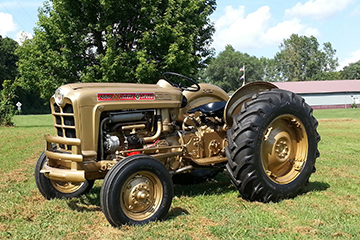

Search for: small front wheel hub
xmin=121 ymin=171 xmax=163 ymax=220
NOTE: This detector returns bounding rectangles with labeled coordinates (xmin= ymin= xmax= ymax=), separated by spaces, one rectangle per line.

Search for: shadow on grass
xmin=15 ymin=125 xmax=54 ymax=128
xmin=298 ymin=181 xmax=330 ymax=196
xmin=65 ymin=175 xmax=329 ymax=216
xmin=67 ymin=186 xmax=102 ymax=212
xmin=66 ymin=173 xmax=235 ymax=213
xmin=165 ymin=207 xmax=190 ymax=221
xmin=173 ymin=172 xmax=235 ymax=198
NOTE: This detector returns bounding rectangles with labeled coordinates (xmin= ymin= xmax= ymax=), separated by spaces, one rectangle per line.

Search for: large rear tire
xmin=225 ymin=89 xmax=320 ymax=202
xmin=34 ymin=151 xmax=94 ymax=199
xmin=100 ymin=154 xmax=173 ymax=227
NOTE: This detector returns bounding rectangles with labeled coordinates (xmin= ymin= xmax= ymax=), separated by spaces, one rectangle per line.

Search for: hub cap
xmin=261 ymin=114 xmax=308 ymax=184
xmin=51 ymin=180 xmax=84 ymax=193
xmin=121 ymin=171 xmax=163 ymax=221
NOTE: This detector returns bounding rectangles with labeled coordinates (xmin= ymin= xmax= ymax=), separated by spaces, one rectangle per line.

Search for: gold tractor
xmin=34 ymin=72 xmax=320 ymax=227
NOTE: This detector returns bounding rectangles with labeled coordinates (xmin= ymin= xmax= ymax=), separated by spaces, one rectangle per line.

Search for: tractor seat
xmin=188 ymin=101 xmax=226 ymax=117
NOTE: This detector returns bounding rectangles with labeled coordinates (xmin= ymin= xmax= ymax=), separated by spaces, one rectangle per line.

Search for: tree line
xmin=204 ymin=34 xmax=357 ymax=93
xmin=1 ymin=0 xmax=360 ymax=124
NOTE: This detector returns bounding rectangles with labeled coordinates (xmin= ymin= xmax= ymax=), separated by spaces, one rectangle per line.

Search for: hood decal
xmin=97 ymin=92 xmax=155 ymax=101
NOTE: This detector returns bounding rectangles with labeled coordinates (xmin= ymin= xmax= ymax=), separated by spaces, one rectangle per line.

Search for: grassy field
xmin=0 ymin=109 xmax=359 ymax=239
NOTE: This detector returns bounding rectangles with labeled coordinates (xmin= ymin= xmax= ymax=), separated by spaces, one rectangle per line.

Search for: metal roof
xmin=273 ymin=80 xmax=360 ymax=94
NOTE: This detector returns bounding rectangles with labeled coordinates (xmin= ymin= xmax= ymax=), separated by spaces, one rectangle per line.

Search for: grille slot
xmin=63 ymin=116 xmax=75 ymax=126
xmin=55 ymin=116 xmax=61 ymax=125
xmin=53 ymin=103 xmax=60 ymax=113
xmin=52 ymin=102 xmax=77 ymax=151
xmin=56 ymin=127 xmax=63 ymax=137
xmin=63 ymin=104 xmax=74 ymax=113
xmin=65 ymin=128 xmax=76 ymax=138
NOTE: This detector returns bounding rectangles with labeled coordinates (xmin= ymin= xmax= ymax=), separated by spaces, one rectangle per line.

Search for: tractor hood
xmin=52 ymin=80 xmax=183 ymax=110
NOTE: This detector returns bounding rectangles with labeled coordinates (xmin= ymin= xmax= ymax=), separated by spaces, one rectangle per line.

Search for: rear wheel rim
xmin=120 ymin=171 xmax=163 ymax=221
xmin=261 ymin=114 xmax=308 ymax=184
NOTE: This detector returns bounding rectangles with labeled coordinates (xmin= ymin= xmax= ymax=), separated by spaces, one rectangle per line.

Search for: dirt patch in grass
xmin=26 ymin=190 xmax=47 ymax=204
xmin=66 ymin=214 xmax=219 ymax=240
xmin=318 ymin=118 xmax=358 ymax=123
xmin=0 ymin=149 xmax=42 ymax=188
xmin=0 ymin=168 xmax=29 ymax=185
xmin=259 ymin=227 xmax=289 ymax=235
xmin=330 ymin=231 xmax=351 ymax=238
xmin=66 ymin=212 xmax=125 ymax=240
xmin=321 ymin=166 xmax=359 ymax=179
xmin=312 ymin=219 xmax=325 ymax=227
xmin=293 ymin=226 xmax=318 ymax=235
xmin=0 ymin=222 xmax=13 ymax=236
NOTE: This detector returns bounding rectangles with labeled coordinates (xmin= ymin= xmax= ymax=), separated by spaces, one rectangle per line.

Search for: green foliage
xmin=274 ymin=34 xmax=339 ymax=81
xmin=0 ymin=80 xmax=16 ymax=126
xmin=262 ymin=58 xmax=282 ymax=82
xmin=14 ymin=87 xmax=50 ymax=114
xmin=0 ymin=36 xmax=19 ymax=89
xmin=341 ymin=60 xmax=360 ymax=79
xmin=204 ymin=45 xmax=265 ymax=92
xmin=0 ymin=35 xmax=49 ymax=115
xmin=204 ymin=35 xmax=342 ymax=91
xmin=16 ymin=0 xmax=216 ymax=99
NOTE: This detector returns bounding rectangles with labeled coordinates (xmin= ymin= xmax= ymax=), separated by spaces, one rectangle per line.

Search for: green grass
xmin=0 ymin=110 xmax=360 ymax=239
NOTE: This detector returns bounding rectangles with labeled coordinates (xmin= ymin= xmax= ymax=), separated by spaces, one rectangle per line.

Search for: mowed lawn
xmin=0 ymin=109 xmax=359 ymax=239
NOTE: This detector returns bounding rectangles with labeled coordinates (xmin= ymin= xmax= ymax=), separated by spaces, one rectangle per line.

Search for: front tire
xmin=100 ymin=154 xmax=173 ymax=227
xmin=34 ymin=151 xmax=94 ymax=199
xmin=225 ymin=89 xmax=320 ymax=202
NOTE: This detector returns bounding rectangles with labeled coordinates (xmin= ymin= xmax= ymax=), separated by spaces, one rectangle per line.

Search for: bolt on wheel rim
xmin=121 ymin=171 xmax=163 ymax=221
xmin=261 ymin=114 xmax=308 ymax=184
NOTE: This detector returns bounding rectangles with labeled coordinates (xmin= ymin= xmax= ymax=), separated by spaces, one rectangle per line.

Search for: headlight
xmin=54 ymin=88 xmax=64 ymax=105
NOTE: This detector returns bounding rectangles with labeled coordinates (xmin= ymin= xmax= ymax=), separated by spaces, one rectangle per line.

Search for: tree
xmin=262 ymin=58 xmax=283 ymax=82
xmin=0 ymin=36 xmax=18 ymax=125
xmin=204 ymin=45 xmax=265 ymax=92
xmin=0 ymin=36 xmax=18 ymax=89
xmin=0 ymin=80 xmax=17 ymax=126
xmin=274 ymin=34 xmax=339 ymax=81
xmin=341 ymin=60 xmax=360 ymax=79
xmin=17 ymin=0 xmax=216 ymax=99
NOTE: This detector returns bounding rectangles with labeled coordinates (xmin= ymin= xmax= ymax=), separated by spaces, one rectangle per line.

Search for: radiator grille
xmin=52 ymin=103 xmax=76 ymax=150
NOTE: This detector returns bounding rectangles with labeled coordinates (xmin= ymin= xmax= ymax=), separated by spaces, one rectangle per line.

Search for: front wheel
xmin=34 ymin=151 xmax=94 ymax=199
xmin=100 ymin=154 xmax=173 ymax=227
xmin=225 ymin=89 xmax=320 ymax=202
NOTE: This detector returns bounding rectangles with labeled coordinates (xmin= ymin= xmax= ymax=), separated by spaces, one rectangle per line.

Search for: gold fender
xmin=224 ymin=82 xmax=278 ymax=127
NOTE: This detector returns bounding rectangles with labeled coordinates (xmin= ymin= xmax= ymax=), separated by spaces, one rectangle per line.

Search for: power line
xmin=15 ymin=0 xmax=36 ymax=23
xmin=0 ymin=0 xmax=32 ymax=34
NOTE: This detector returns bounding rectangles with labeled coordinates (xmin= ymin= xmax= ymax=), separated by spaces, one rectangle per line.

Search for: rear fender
xmin=224 ymin=82 xmax=278 ymax=127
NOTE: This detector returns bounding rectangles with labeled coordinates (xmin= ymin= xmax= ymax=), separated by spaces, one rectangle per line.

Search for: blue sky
xmin=0 ymin=0 xmax=359 ymax=70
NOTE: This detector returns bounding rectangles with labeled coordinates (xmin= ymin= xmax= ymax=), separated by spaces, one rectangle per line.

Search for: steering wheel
xmin=163 ymin=72 xmax=200 ymax=92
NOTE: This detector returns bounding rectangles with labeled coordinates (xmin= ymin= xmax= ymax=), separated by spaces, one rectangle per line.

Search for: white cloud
xmin=0 ymin=12 xmax=17 ymax=36
xmin=262 ymin=18 xmax=320 ymax=45
xmin=285 ymin=0 xmax=355 ymax=20
xmin=212 ymin=5 xmax=319 ymax=53
xmin=15 ymin=31 xmax=33 ymax=45
xmin=213 ymin=5 xmax=271 ymax=51
xmin=338 ymin=49 xmax=360 ymax=70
